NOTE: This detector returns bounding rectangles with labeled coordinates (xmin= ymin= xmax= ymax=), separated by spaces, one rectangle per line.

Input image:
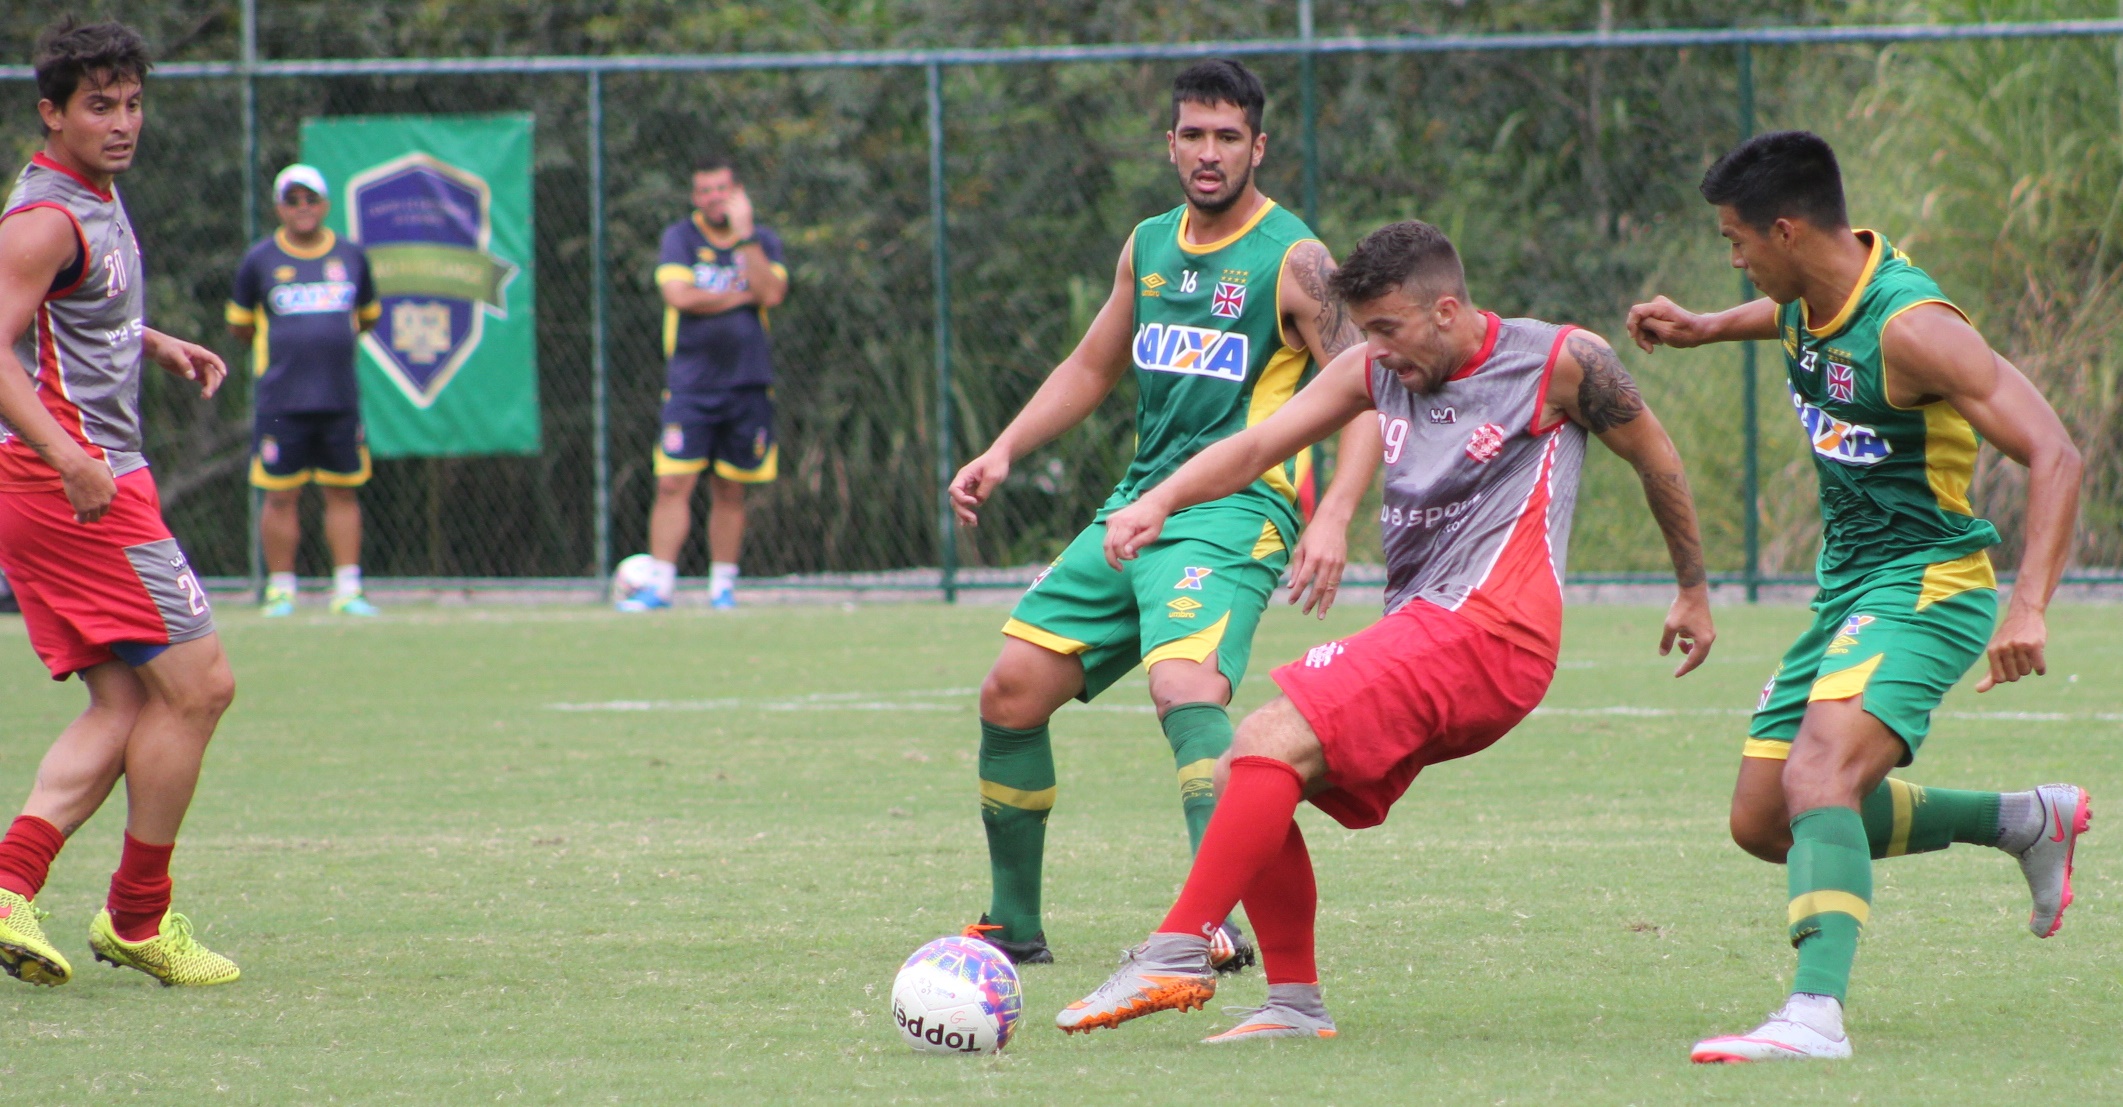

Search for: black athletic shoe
xmin=1210 ymin=919 xmax=1257 ymax=976
xmin=963 ymin=915 xmax=1055 ymax=965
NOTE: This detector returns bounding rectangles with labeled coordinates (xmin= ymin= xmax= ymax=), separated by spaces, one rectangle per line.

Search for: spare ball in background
xmin=890 ymin=935 xmax=1022 ymax=1055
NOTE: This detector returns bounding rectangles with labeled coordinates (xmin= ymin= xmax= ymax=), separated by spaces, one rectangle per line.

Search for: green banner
xmin=301 ymin=114 xmax=537 ymax=457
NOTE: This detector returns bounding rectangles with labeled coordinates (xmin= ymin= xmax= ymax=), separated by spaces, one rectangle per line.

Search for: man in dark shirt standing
xmin=617 ymin=157 xmax=788 ymax=611
xmin=227 ymin=164 xmax=380 ymax=617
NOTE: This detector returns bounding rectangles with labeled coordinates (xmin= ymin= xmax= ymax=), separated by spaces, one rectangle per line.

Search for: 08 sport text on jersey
xmin=1369 ymin=313 xmax=1587 ymax=661
xmin=1105 ymin=199 xmax=1322 ymax=546
xmin=0 ymin=154 xmax=149 ymax=491
xmin=1776 ymin=231 xmax=1998 ymax=592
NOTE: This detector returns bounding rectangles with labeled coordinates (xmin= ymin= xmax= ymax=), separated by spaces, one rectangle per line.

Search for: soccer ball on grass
xmin=891 ymin=935 xmax=1022 ymax=1055
xmin=610 ymin=553 xmax=660 ymax=603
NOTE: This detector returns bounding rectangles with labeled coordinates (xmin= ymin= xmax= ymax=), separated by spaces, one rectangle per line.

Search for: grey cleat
xmin=1054 ymin=932 xmax=1215 ymax=1034
xmin=2011 ymin=783 xmax=2091 ymax=938
xmin=1201 ymin=985 xmax=1338 ymax=1045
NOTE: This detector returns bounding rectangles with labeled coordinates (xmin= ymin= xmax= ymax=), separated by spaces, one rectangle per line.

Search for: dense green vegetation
xmin=1 ymin=2 xmax=2113 ymax=578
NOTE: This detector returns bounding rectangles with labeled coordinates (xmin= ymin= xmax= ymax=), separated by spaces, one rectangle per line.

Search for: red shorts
xmin=1271 ymin=599 xmax=1554 ymax=829
xmin=0 ymin=468 xmax=216 ymax=679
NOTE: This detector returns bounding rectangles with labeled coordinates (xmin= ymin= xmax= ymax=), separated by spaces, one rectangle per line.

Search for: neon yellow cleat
xmin=88 ymin=908 xmax=240 ymax=987
xmin=0 ymin=889 xmax=71 ymax=986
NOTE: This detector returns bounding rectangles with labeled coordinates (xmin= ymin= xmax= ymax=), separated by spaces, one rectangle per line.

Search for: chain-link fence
xmin=4 ymin=5 xmax=2121 ymax=596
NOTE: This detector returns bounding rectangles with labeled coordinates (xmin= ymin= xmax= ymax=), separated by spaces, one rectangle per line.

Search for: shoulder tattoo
xmin=1289 ymin=241 xmax=1359 ymax=358
xmin=1569 ymin=335 xmax=1645 ymax=433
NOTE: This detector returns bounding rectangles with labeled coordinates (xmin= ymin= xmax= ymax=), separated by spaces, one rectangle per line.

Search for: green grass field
xmin=0 ymin=599 xmax=2117 ymax=1104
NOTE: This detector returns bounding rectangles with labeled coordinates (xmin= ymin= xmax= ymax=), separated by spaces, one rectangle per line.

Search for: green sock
xmin=1160 ymin=702 xmax=1232 ymax=854
xmin=1859 ymin=778 xmax=2001 ymax=858
xmin=979 ymin=720 xmax=1055 ymax=944
xmin=1787 ymin=806 xmax=1872 ymax=1003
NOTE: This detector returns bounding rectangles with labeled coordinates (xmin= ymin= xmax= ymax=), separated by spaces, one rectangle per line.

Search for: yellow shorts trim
xmin=652 ymin=448 xmax=710 ymax=476
xmin=713 ymin=445 xmax=778 ymax=484
xmin=979 ymin=779 xmax=1057 ymax=812
xmin=1917 ymin=550 xmax=1996 ymax=611
xmin=1249 ymin=518 xmax=1286 ymax=560
xmin=249 ymin=457 xmax=312 ymax=490
xmin=1001 ymin=617 xmax=1090 ymax=656
xmin=1144 ymin=612 xmax=1232 ymax=668
xmin=310 ymin=446 xmax=372 ymax=488
xmin=1176 ymin=758 xmax=1217 ymax=803
xmin=1810 ymin=653 xmax=1886 ymax=702
xmin=1742 ymin=738 xmax=1793 ymax=761
xmin=1788 ymin=890 xmax=1871 ymax=927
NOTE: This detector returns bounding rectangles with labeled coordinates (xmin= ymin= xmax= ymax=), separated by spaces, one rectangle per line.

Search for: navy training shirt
xmin=655 ymin=214 xmax=786 ymax=394
xmin=227 ymin=229 xmax=378 ymax=414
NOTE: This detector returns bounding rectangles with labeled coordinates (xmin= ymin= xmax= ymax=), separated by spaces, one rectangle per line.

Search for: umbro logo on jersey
xmin=1210 ymin=281 xmax=1246 ymax=319
xmin=1140 ymin=273 xmax=1167 ymax=290
xmin=1174 ymin=566 xmax=1213 ymax=590
xmin=1133 ymin=323 xmax=1249 ymax=382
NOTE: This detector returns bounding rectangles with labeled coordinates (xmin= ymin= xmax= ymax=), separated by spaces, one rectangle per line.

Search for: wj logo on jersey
xmin=1174 ymin=566 xmax=1213 ymax=590
xmin=1303 ymin=642 xmax=1345 ymax=669
xmin=1792 ymin=392 xmax=1891 ymax=466
xmin=1133 ymin=323 xmax=1250 ymax=382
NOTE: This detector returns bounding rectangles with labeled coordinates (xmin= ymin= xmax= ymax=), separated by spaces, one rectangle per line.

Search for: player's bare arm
xmin=1625 ymin=294 xmax=1779 ymax=352
xmin=661 ymin=275 xmax=755 ymax=316
xmin=724 ymin=186 xmax=787 ymax=308
xmin=1546 ymin=331 xmax=1715 ymax=675
xmin=1881 ymin=304 xmax=2082 ymax=692
xmin=1104 ymin=344 xmax=1373 ymax=569
xmin=1277 ymin=239 xmax=1381 ymax=616
xmin=0 ymin=204 xmax=115 ymax=522
xmin=142 ymin=327 xmax=225 ymax=399
xmin=949 ymin=240 xmax=1137 ymax=525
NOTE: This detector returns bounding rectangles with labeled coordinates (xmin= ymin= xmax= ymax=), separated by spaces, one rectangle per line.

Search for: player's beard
xmin=1184 ymin=161 xmax=1251 ymax=215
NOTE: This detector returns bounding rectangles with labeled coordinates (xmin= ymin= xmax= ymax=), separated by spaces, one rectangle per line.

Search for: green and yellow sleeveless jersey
xmin=1778 ymin=230 xmax=2000 ymax=592
xmin=1095 ymin=198 xmax=1322 ymax=546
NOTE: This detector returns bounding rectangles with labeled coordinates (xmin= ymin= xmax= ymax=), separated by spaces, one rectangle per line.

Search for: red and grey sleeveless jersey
xmin=0 ymin=153 xmax=148 ymax=490
xmin=1369 ymin=313 xmax=1586 ymax=659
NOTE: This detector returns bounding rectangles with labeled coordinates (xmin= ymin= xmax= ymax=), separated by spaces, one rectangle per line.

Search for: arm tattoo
xmin=1639 ymin=470 xmax=1707 ymax=589
xmin=1570 ymin=335 xmax=1645 ymax=433
xmin=1290 ymin=241 xmax=1360 ymax=359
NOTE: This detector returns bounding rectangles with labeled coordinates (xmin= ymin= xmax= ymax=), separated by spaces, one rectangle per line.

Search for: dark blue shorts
xmin=252 ymin=410 xmax=370 ymax=489
xmin=654 ymin=387 xmax=777 ymax=483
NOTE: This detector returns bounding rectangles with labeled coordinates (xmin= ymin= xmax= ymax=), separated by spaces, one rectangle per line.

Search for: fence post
xmin=927 ymin=63 xmax=957 ymax=604
xmin=242 ymin=0 xmax=263 ymax=602
xmin=588 ymin=71 xmax=612 ymax=585
xmin=1737 ymin=42 xmax=1761 ymax=603
xmin=1299 ymin=0 xmax=1319 ymax=228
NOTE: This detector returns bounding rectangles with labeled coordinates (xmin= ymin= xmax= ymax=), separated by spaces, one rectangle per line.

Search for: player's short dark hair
xmin=1699 ymin=130 xmax=1849 ymax=232
xmin=693 ymin=156 xmax=737 ymax=180
xmin=1330 ymin=220 xmax=1469 ymax=305
xmin=33 ymin=17 xmax=151 ymax=117
xmin=1171 ymin=59 xmax=1265 ymax=136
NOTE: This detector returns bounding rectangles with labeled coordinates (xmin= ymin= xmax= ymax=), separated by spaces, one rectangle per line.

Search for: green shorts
xmin=1003 ymin=506 xmax=1290 ymax=702
xmin=1746 ymin=550 xmax=1998 ymax=766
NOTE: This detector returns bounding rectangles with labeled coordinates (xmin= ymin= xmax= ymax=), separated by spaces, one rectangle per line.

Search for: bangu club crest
xmin=348 ymin=153 xmax=518 ymax=408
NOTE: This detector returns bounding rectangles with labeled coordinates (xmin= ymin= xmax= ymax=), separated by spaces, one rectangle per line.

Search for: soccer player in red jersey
xmin=0 ymin=18 xmax=241 ymax=987
xmin=1053 ymin=220 xmax=1716 ymax=1042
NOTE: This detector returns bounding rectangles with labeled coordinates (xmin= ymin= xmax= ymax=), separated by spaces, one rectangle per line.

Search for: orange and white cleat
xmin=1201 ymin=985 xmax=1338 ymax=1045
xmin=1054 ymin=933 xmax=1215 ymax=1034
xmin=1692 ymin=996 xmax=1850 ymax=1063
xmin=2010 ymin=784 xmax=2091 ymax=938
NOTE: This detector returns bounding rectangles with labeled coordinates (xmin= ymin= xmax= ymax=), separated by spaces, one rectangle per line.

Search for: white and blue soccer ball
xmin=610 ymin=553 xmax=660 ymax=602
xmin=891 ymin=935 xmax=1023 ymax=1055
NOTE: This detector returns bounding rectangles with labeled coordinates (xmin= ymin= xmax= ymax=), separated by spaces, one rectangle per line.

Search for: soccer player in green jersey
xmin=948 ymin=59 xmax=1380 ymax=968
xmin=1628 ymin=131 xmax=2087 ymax=1063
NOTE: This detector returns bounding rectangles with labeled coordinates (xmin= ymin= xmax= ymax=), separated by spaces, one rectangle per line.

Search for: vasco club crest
xmin=348 ymin=153 xmax=519 ymax=408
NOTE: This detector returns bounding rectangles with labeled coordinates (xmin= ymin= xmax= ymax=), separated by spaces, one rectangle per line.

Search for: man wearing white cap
xmin=227 ymin=164 xmax=381 ymax=616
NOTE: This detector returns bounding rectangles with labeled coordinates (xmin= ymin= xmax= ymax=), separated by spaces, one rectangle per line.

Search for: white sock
xmin=333 ymin=565 xmax=363 ymax=599
xmin=269 ymin=571 xmax=298 ymax=597
xmin=648 ymin=558 xmax=678 ymax=600
xmin=1783 ymin=992 xmax=1844 ymax=1037
xmin=709 ymin=561 xmax=738 ymax=593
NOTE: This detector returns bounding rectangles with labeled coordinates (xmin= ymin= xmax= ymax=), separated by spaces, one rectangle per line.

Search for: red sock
xmin=107 ymin=834 xmax=174 ymax=942
xmin=1159 ymin=756 xmax=1305 ymax=938
xmin=0 ymin=816 xmax=66 ymax=900
xmin=1244 ymin=822 xmax=1319 ymax=985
